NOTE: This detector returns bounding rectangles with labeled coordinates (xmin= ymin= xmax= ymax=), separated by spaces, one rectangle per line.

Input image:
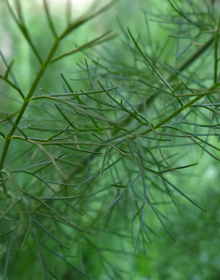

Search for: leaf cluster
xmin=1 ymin=0 xmax=220 ymax=279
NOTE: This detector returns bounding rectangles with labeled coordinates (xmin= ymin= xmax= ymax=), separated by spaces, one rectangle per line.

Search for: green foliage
xmin=1 ymin=0 xmax=220 ymax=279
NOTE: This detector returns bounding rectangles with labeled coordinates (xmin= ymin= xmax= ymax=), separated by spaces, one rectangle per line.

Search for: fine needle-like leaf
xmin=40 ymin=242 xmax=89 ymax=279
xmin=111 ymin=184 xmax=127 ymax=188
xmin=159 ymin=174 xmax=207 ymax=212
xmin=37 ymin=86 xmax=119 ymax=97
xmin=0 ymin=228 xmax=15 ymax=237
xmin=60 ymin=72 xmax=100 ymax=128
xmin=214 ymin=15 xmax=220 ymax=83
xmin=55 ymin=103 xmax=77 ymax=130
xmin=0 ymin=50 xmax=20 ymax=88
xmin=59 ymin=0 xmax=118 ymax=40
xmin=126 ymin=139 xmax=148 ymax=180
xmin=52 ymin=30 xmax=115 ymax=62
xmin=43 ymin=0 xmax=58 ymax=39
xmin=85 ymin=58 xmax=95 ymax=90
xmin=0 ymin=74 xmax=25 ymax=100
xmin=102 ymin=174 xmax=141 ymax=219
xmin=4 ymin=60 xmax=14 ymax=80
xmin=175 ymin=41 xmax=193 ymax=60
xmin=28 ymin=140 xmax=68 ymax=181
xmin=4 ymin=0 xmax=43 ymax=65
xmin=167 ymin=125 xmax=220 ymax=162
xmin=10 ymin=170 xmax=84 ymax=216
xmin=21 ymin=190 xmax=88 ymax=233
xmin=132 ymin=201 xmax=145 ymax=223
xmin=21 ymin=198 xmax=33 ymax=249
xmin=101 ymin=145 xmax=109 ymax=176
xmin=134 ymin=204 xmax=143 ymax=253
xmin=98 ymin=81 xmax=143 ymax=123
xmin=142 ymin=224 xmax=153 ymax=244
xmin=145 ymin=196 xmax=176 ymax=241
xmin=74 ymin=155 xmax=124 ymax=190
xmin=149 ymin=124 xmax=174 ymax=170
xmin=33 ymin=219 xmax=69 ymax=249
xmin=127 ymin=27 xmax=173 ymax=92
xmin=134 ymin=201 xmax=152 ymax=253
xmin=31 ymin=231 xmax=48 ymax=280
xmin=2 ymin=223 xmax=20 ymax=280
xmin=0 ymin=199 xmax=22 ymax=220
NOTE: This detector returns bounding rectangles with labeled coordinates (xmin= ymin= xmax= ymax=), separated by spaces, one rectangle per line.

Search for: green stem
xmin=140 ymin=83 xmax=220 ymax=136
xmin=0 ymin=40 xmax=60 ymax=175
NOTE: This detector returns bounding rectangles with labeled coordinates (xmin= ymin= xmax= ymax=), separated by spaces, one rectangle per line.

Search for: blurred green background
xmin=0 ymin=0 xmax=220 ymax=279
